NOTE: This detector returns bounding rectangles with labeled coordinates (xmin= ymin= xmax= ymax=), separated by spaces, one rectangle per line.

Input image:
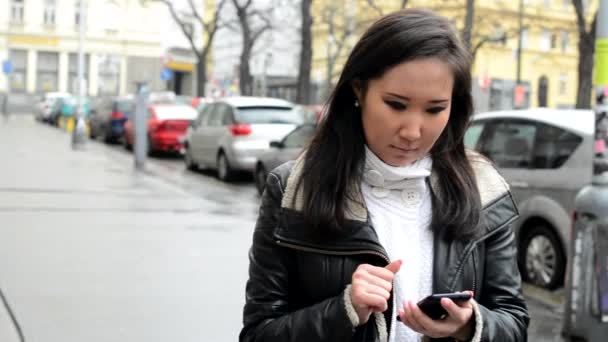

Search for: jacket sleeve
xmin=476 ymin=224 xmax=530 ymax=342
xmin=239 ymin=171 xmax=357 ymax=342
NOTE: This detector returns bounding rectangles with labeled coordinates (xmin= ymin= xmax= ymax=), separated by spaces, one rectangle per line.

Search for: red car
xmin=123 ymin=104 xmax=198 ymax=154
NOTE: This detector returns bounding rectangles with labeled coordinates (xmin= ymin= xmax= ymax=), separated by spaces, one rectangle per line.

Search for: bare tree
xmin=158 ymin=0 xmax=227 ymax=97
xmin=231 ymin=0 xmax=273 ymax=96
xmin=462 ymin=0 xmax=475 ymax=51
xmin=573 ymin=0 xmax=598 ymax=109
xmin=321 ymin=2 xmax=356 ymax=96
xmin=297 ymin=0 xmax=313 ymax=104
xmin=365 ymin=0 xmax=408 ymax=17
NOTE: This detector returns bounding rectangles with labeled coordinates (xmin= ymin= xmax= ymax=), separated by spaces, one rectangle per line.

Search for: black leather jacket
xmin=240 ymin=156 xmax=530 ymax=342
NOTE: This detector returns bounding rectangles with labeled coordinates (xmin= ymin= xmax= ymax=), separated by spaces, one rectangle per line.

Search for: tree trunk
xmin=196 ymin=53 xmax=207 ymax=97
xmin=463 ymin=0 xmax=475 ymax=52
xmin=240 ymin=43 xmax=254 ymax=96
xmin=297 ymin=0 xmax=313 ymax=104
xmin=576 ymin=36 xmax=595 ymax=108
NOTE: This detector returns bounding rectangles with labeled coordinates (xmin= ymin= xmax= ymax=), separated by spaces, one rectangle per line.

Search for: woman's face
xmin=353 ymin=58 xmax=454 ymax=167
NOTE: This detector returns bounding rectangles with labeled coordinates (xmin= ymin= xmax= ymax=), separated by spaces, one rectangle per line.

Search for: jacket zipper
xmin=275 ymin=239 xmax=390 ymax=264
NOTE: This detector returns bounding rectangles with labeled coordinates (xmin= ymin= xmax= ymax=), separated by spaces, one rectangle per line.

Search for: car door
xmin=190 ymin=104 xmax=212 ymax=163
xmin=477 ymin=118 xmax=538 ymax=205
xmin=200 ymin=104 xmax=224 ymax=165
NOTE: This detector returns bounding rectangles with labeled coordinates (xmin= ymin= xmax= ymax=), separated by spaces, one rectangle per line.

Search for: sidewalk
xmin=0 ymin=115 xmax=255 ymax=342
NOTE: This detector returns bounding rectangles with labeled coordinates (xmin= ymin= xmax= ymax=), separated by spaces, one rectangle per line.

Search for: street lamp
xmin=71 ymin=0 xmax=87 ymax=149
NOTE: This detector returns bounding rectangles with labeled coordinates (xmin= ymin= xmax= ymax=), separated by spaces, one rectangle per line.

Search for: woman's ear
xmin=351 ymin=80 xmax=362 ymax=103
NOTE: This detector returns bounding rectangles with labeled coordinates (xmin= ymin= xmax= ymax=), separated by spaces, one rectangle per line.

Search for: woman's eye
xmin=385 ymin=100 xmax=406 ymax=110
xmin=427 ymin=107 xmax=446 ymax=114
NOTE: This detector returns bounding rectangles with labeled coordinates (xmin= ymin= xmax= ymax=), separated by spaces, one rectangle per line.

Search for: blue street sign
xmin=2 ymin=60 xmax=12 ymax=75
xmin=160 ymin=68 xmax=173 ymax=81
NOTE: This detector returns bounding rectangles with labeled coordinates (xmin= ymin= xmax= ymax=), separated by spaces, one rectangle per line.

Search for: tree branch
xmin=160 ymin=0 xmax=201 ymax=60
xmin=365 ymin=0 xmax=384 ymax=17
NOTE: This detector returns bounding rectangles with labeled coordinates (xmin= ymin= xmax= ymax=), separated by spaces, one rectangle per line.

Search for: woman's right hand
xmin=350 ymin=259 xmax=402 ymax=325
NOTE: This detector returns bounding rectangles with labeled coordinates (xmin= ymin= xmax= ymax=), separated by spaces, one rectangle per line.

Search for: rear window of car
xmin=235 ymin=106 xmax=304 ymax=125
xmin=153 ymin=105 xmax=198 ymax=120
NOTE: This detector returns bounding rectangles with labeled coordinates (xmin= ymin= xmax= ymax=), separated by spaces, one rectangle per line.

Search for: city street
xmin=0 ymin=114 xmax=565 ymax=341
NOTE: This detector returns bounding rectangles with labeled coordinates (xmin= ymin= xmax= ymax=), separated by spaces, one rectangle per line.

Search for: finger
xmin=355 ymin=271 xmax=393 ymax=292
xmin=402 ymin=300 xmax=428 ymax=334
xmin=441 ymin=298 xmax=473 ymax=323
xmin=364 ymin=284 xmax=391 ymax=300
xmin=366 ymin=265 xmax=399 ymax=282
xmin=408 ymin=300 xmax=446 ymax=335
xmin=384 ymin=259 xmax=403 ymax=274
xmin=361 ymin=292 xmax=388 ymax=312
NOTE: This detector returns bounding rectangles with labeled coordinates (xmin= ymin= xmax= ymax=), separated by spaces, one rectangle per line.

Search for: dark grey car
xmin=254 ymin=124 xmax=316 ymax=195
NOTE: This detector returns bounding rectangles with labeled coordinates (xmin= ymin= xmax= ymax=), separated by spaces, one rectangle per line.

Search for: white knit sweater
xmin=361 ymin=146 xmax=434 ymax=342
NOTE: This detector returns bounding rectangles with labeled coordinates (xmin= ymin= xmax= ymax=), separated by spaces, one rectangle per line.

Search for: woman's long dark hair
xmin=296 ymin=9 xmax=481 ymax=240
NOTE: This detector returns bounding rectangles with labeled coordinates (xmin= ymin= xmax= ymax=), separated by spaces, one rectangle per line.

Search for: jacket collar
xmin=281 ymin=151 xmax=512 ymax=221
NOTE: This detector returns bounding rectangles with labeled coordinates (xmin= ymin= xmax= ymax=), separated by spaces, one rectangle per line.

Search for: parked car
xmin=183 ymin=96 xmax=303 ymax=181
xmin=35 ymin=92 xmax=71 ymax=123
xmin=148 ymin=91 xmax=176 ymax=104
xmin=254 ymin=124 xmax=316 ymax=195
xmin=49 ymin=96 xmax=91 ymax=126
xmin=191 ymin=97 xmax=213 ymax=110
xmin=123 ymin=104 xmax=197 ymax=154
xmin=89 ymin=96 xmax=135 ymax=143
xmin=465 ymin=108 xmax=595 ymax=289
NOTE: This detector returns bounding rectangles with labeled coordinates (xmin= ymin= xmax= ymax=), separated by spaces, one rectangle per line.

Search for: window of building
xmin=550 ymin=32 xmax=557 ymax=49
xmin=97 ymin=55 xmax=121 ymax=96
xmin=69 ymin=53 xmax=90 ymax=94
xmin=37 ymin=52 xmax=59 ymax=92
xmin=540 ymin=28 xmax=552 ymax=51
xmin=521 ymin=28 xmax=529 ymax=49
xmin=9 ymin=50 xmax=27 ymax=92
xmin=561 ymin=30 xmax=569 ymax=53
xmin=10 ymin=0 xmax=24 ymax=23
xmin=44 ymin=0 xmax=56 ymax=25
xmin=75 ymin=1 xmax=86 ymax=26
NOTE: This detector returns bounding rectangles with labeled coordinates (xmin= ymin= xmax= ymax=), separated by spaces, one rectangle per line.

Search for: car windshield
xmin=235 ymin=106 xmax=303 ymax=125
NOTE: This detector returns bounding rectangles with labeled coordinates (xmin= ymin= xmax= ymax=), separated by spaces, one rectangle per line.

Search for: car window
xmin=464 ymin=121 xmax=485 ymax=150
xmin=283 ymin=125 xmax=316 ymax=148
xmin=206 ymin=104 xmax=224 ymax=127
xmin=221 ymin=106 xmax=233 ymax=126
xmin=480 ymin=120 xmax=537 ymax=169
xmin=533 ymin=123 xmax=583 ymax=169
xmin=235 ymin=106 xmax=303 ymax=125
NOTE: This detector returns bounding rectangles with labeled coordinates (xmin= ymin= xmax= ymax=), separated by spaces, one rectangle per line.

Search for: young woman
xmin=240 ymin=9 xmax=529 ymax=342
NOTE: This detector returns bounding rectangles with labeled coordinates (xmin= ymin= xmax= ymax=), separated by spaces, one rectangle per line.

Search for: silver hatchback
xmin=465 ymin=108 xmax=595 ymax=289
xmin=184 ymin=97 xmax=304 ymax=181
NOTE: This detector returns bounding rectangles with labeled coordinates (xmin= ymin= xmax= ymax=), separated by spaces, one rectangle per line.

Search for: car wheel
xmin=184 ymin=146 xmax=198 ymax=171
xmin=255 ymin=164 xmax=267 ymax=196
xmin=520 ymin=224 xmax=565 ymax=290
xmin=217 ymin=152 xmax=234 ymax=182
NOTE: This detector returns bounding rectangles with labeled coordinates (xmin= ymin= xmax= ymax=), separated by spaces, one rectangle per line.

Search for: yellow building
xmin=311 ymin=0 xmax=596 ymax=110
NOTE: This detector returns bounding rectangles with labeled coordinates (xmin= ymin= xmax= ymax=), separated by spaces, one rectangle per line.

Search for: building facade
xmin=311 ymin=0 xmax=594 ymax=110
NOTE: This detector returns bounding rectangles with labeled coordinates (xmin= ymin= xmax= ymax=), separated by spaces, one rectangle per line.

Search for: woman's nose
xmin=398 ymin=115 xmax=422 ymax=141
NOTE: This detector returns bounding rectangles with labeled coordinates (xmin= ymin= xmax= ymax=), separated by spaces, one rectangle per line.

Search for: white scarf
xmin=362 ymin=146 xmax=434 ymax=342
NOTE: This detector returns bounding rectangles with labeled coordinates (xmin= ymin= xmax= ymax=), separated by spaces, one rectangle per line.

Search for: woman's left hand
xmin=398 ymin=294 xmax=474 ymax=341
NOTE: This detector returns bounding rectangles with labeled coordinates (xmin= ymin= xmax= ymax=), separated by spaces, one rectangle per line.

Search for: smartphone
xmin=414 ymin=292 xmax=472 ymax=320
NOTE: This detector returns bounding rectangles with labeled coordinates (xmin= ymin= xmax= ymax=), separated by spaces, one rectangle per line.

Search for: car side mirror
xmin=270 ymin=141 xmax=284 ymax=149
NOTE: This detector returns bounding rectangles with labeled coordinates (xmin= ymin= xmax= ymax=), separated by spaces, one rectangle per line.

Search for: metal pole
xmin=134 ymin=82 xmax=149 ymax=170
xmin=72 ymin=0 xmax=87 ymax=149
xmin=516 ymin=0 xmax=523 ymax=85
xmin=595 ymin=0 xmax=608 ymax=176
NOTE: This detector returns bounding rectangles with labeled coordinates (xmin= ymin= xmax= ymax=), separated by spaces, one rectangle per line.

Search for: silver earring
xmin=354 ymin=100 xmax=360 ymax=107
